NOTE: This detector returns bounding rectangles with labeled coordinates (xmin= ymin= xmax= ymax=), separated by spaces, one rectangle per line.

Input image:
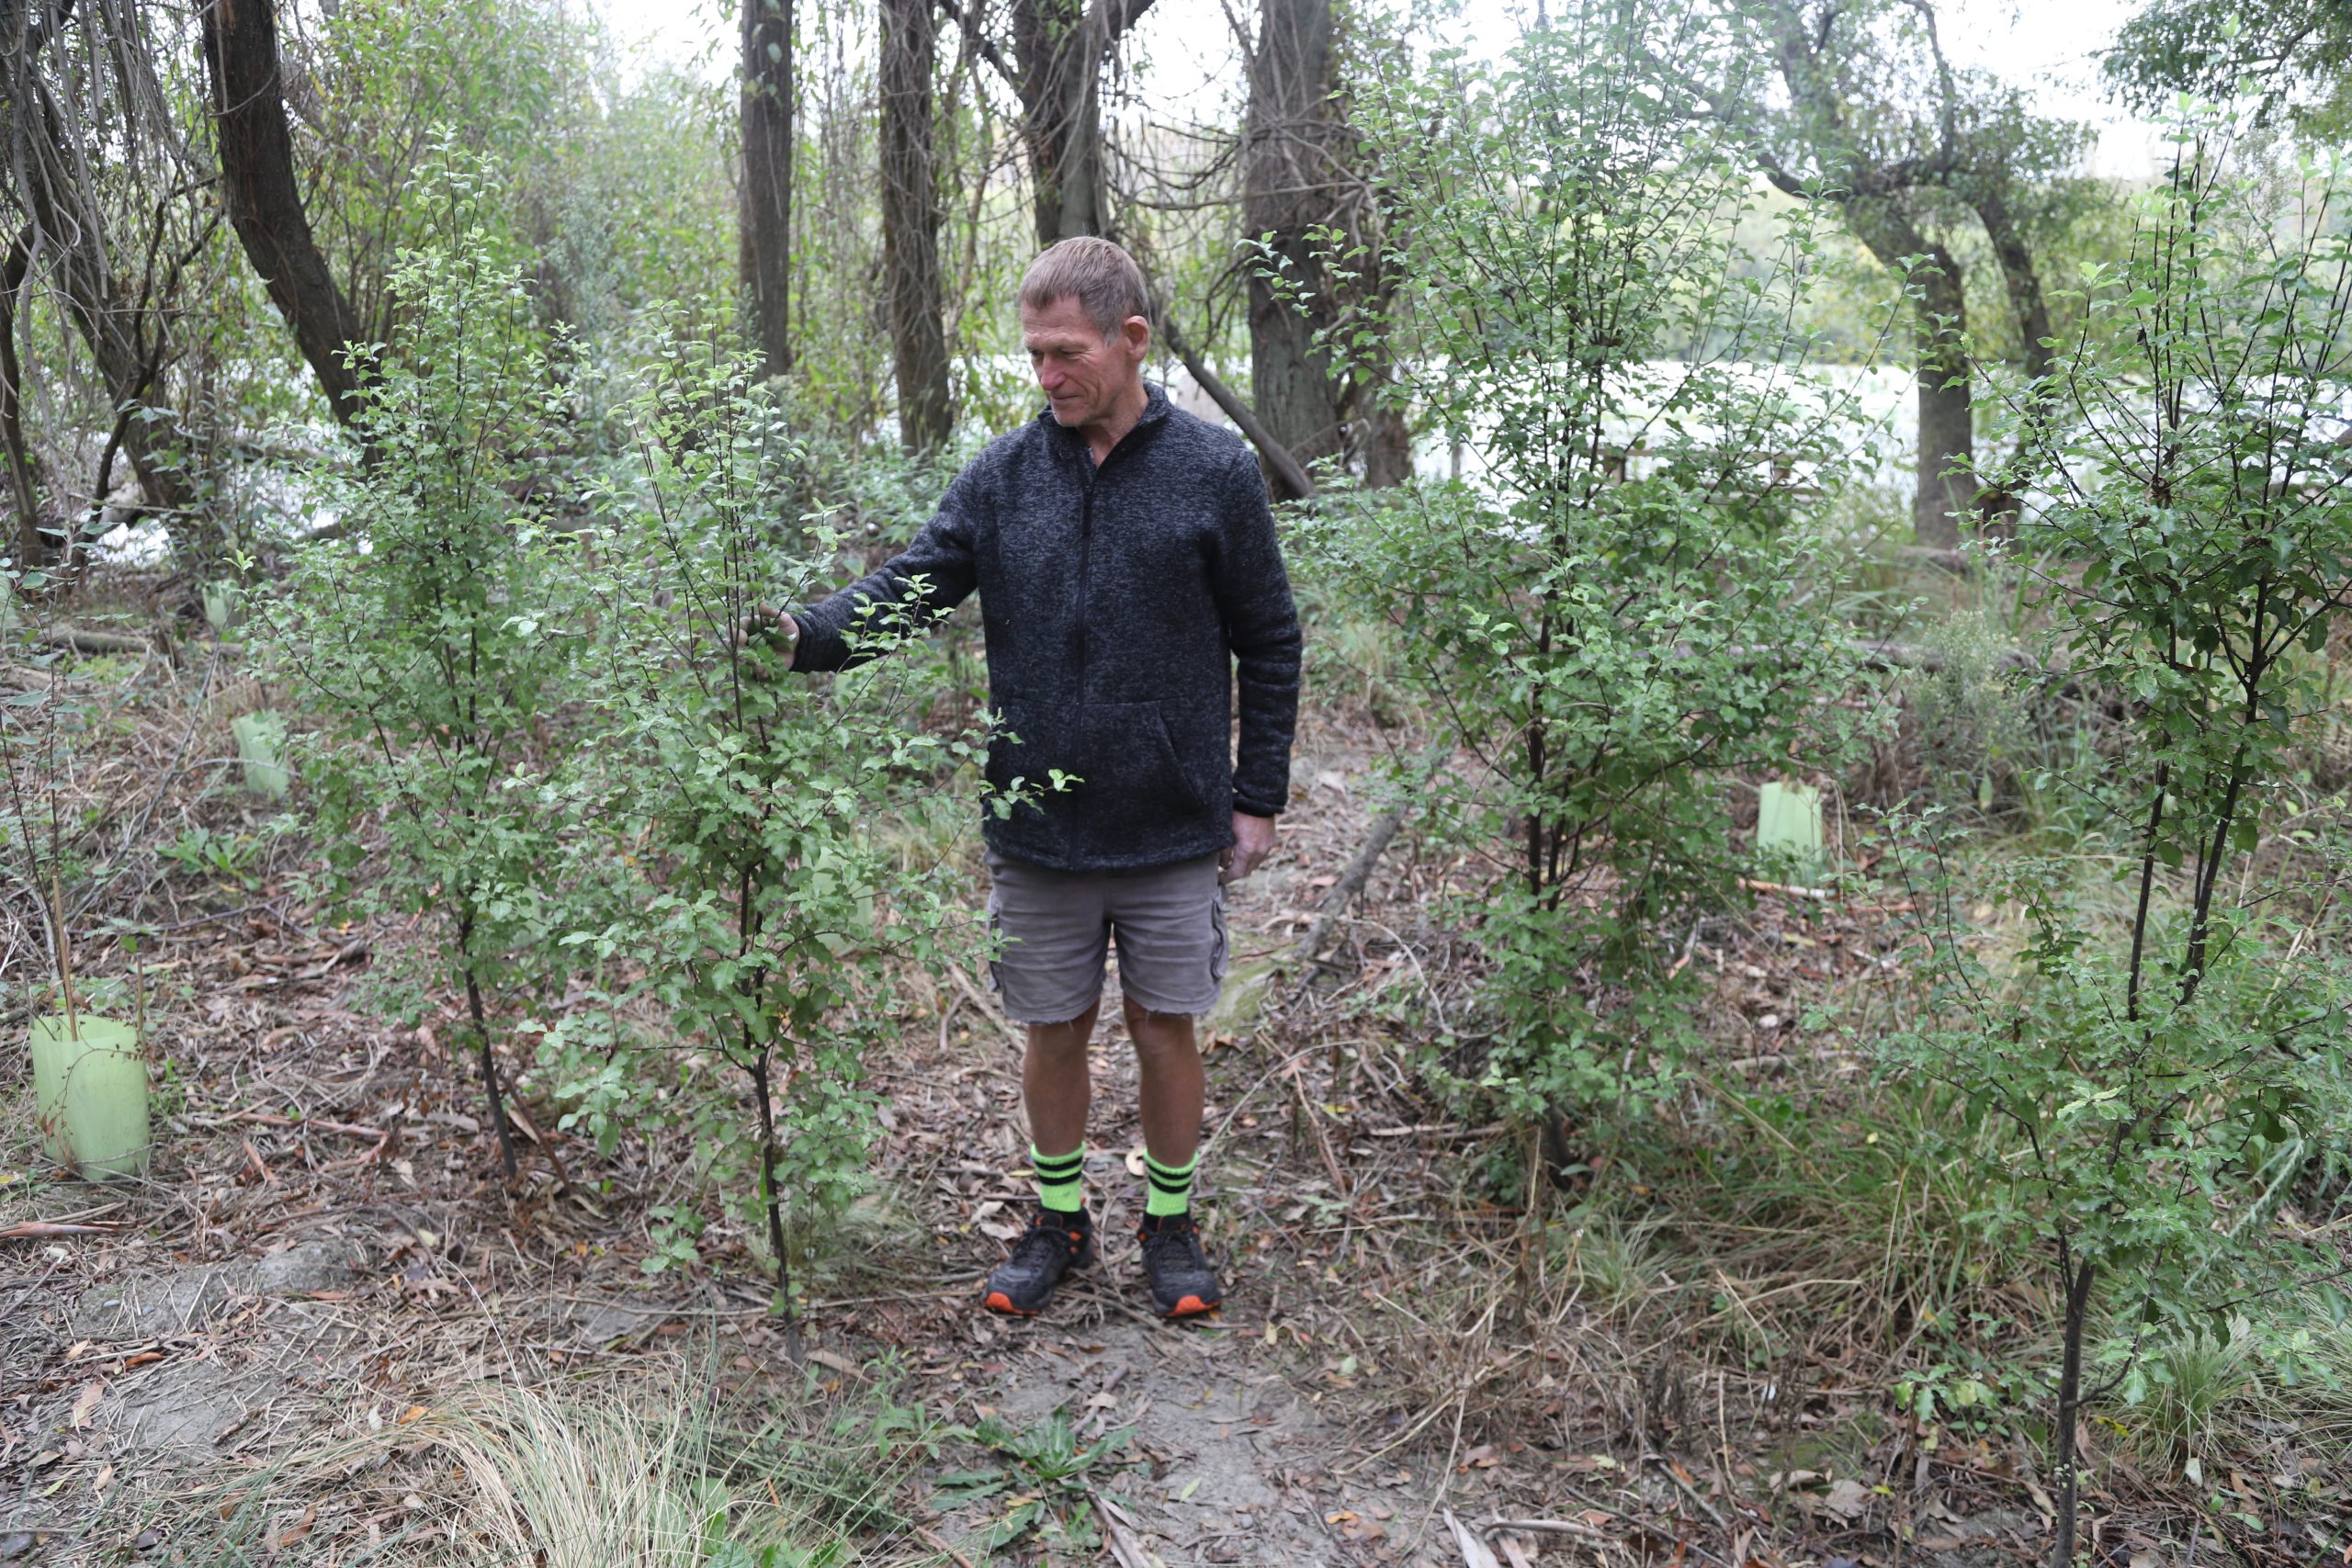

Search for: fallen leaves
xmin=67 ymin=1382 xmax=103 ymax=1430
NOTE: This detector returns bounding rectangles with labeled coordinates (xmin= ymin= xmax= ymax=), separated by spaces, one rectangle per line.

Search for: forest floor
xmin=4 ymin=626 xmax=2345 ymax=1566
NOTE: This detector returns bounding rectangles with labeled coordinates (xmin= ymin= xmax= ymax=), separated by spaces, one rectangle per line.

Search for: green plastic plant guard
xmin=1756 ymin=781 xmax=1824 ymax=874
xmin=28 ymin=1016 xmax=149 ymax=1179
xmin=232 ymin=710 xmax=290 ymax=798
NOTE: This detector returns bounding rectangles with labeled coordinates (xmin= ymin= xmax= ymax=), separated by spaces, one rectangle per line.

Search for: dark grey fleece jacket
xmin=791 ymin=382 xmax=1302 ymax=873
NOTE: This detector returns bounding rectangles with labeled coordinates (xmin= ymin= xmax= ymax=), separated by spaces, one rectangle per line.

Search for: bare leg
xmin=1124 ymin=995 xmax=1203 ymax=1167
xmin=1022 ymin=999 xmax=1101 ymax=1156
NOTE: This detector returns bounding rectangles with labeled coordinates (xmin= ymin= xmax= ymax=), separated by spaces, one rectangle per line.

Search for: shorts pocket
xmin=1209 ymin=878 xmax=1228 ymax=985
xmin=984 ymin=884 xmax=1006 ymax=996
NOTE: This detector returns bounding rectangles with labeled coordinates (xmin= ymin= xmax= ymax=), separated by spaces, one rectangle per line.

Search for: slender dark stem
xmin=458 ymin=908 xmax=520 ymax=1179
xmin=2051 ymin=1248 xmax=2096 ymax=1568
xmin=2124 ymin=760 xmax=2167 ymax=1023
xmin=748 ymin=1042 xmax=805 ymax=1363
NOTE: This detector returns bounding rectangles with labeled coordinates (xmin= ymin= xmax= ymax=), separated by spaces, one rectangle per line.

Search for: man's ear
xmin=1122 ymin=315 xmax=1151 ymax=361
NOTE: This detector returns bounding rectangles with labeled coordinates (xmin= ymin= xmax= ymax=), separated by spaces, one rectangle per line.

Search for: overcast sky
xmin=595 ymin=0 xmax=2167 ymax=179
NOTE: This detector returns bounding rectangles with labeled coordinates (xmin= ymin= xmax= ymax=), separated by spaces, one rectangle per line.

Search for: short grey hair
xmin=1019 ymin=237 xmax=1151 ymax=340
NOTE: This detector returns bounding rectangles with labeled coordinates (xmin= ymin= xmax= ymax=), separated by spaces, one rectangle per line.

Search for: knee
xmin=1122 ymin=995 xmax=1193 ymax=1042
xmin=1025 ymin=1017 xmax=1092 ymax=1064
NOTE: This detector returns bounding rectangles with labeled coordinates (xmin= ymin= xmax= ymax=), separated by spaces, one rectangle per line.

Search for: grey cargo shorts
xmin=984 ymin=850 xmax=1229 ymax=1024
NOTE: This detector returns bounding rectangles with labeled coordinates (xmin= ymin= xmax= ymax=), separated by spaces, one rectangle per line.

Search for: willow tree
xmin=1749 ymin=0 xmax=2084 ymax=547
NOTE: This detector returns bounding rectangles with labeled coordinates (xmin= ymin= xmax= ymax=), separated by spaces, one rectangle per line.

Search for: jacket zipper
xmin=1077 ymin=456 xmax=1095 ymax=684
xmin=1072 ymin=412 xmax=1153 ymax=694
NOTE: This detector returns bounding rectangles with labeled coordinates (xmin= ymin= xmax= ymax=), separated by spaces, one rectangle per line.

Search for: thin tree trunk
xmin=747 ymin=1043 xmax=806 ymax=1362
xmin=880 ymin=0 xmax=950 ymax=451
xmin=741 ymin=0 xmax=794 ymax=378
xmin=1010 ymin=0 xmax=1154 ymax=247
xmin=1243 ymin=0 xmax=1346 ymax=473
xmin=2051 ymin=1252 xmax=2096 ymax=1568
xmin=200 ymin=0 xmax=372 ymax=432
xmin=457 ymin=909 xmax=521 ymax=1180
xmin=0 ymin=224 xmax=51 ymax=563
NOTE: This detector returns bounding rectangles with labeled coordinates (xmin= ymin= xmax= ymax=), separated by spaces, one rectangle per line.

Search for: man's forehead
xmin=1025 ymin=320 xmax=1105 ymax=345
xmin=1022 ymin=304 xmax=1100 ymax=346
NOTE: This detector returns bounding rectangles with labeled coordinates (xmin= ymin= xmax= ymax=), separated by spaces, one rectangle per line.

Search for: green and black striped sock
xmin=1031 ymin=1143 xmax=1087 ymax=1217
xmin=1142 ymin=1149 xmax=1197 ymax=1220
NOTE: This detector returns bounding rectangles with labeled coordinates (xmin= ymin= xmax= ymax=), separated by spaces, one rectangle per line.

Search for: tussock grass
xmin=76 ymin=1362 xmax=954 ymax=1567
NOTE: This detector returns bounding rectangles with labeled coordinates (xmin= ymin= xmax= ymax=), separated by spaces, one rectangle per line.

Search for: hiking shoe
xmin=983 ymin=1211 xmax=1095 ymax=1316
xmin=1137 ymin=1216 xmax=1222 ymax=1318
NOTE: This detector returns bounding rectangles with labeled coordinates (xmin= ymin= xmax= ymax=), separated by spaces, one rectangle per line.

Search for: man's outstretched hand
xmin=1220 ymin=810 xmax=1276 ymax=884
xmin=732 ymin=603 xmax=799 ymax=662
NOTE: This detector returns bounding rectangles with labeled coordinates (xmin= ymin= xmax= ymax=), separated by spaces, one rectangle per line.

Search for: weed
xmin=157 ymin=825 xmax=261 ymax=888
xmin=930 ymin=1406 xmax=1136 ymax=1556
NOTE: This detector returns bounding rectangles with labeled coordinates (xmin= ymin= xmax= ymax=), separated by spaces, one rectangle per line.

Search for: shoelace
xmin=1011 ymin=1221 xmax=1080 ymax=1269
xmin=1140 ymin=1223 xmax=1204 ymax=1270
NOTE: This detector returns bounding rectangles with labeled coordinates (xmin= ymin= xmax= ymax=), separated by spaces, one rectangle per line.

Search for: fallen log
xmin=1294 ymin=806 xmax=1406 ymax=973
xmin=39 ymin=626 xmax=156 ymax=657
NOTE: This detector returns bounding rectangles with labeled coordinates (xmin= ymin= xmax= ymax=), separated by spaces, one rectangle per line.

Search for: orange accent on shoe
xmin=1165 ymin=1294 xmax=1216 ymax=1317
xmin=985 ymin=1291 xmax=1035 ymax=1316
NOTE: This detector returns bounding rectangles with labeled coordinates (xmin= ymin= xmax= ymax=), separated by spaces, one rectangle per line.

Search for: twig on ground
xmin=1090 ymin=1487 xmax=1156 ymax=1568
xmin=1645 ymin=1450 xmax=1731 ymax=1531
xmin=1 ymin=1220 xmax=125 ymax=1239
xmin=1484 ymin=1517 xmax=1614 ymax=1545
xmin=946 ymin=962 xmax=1024 ymax=1053
xmin=1444 ymin=1507 xmax=1503 ymax=1568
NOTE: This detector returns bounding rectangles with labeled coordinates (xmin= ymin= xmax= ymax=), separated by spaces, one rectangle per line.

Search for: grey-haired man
xmin=758 ymin=236 xmax=1302 ymax=1318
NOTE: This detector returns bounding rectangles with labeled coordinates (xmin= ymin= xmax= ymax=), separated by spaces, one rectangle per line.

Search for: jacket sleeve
xmin=791 ymin=461 xmax=985 ymax=672
xmin=1213 ymin=446 xmax=1304 ymax=817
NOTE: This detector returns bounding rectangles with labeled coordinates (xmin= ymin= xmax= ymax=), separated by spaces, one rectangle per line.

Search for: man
xmin=755 ymin=237 xmax=1302 ymax=1320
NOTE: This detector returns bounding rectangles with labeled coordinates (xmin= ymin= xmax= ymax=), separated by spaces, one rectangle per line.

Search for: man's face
xmin=1023 ymin=295 xmax=1148 ymax=428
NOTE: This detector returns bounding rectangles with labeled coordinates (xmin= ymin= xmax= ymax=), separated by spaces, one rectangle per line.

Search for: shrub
xmin=261 ymin=152 xmax=579 ymax=1179
xmin=1293 ymin=1 xmax=1883 ymax=1125
xmin=545 ymin=331 xmax=998 ymax=1329
xmin=1894 ymin=111 xmax=2352 ymax=1566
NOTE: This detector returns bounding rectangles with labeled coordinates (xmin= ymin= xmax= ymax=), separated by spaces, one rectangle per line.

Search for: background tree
xmin=880 ymin=0 xmax=951 ymax=452
xmin=1 ymin=0 xmax=206 ymax=551
xmin=2108 ymin=0 xmax=2352 ymax=135
xmin=1239 ymin=0 xmax=1409 ymax=492
xmin=200 ymin=0 xmax=372 ymax=433
xmin=741 ymin=0 xmax=795 ymax=377
xmin=1750 ymin=0 xmax=2086 ymax=547
xmin=1008 ymin=0 xmax=1152 ymax=247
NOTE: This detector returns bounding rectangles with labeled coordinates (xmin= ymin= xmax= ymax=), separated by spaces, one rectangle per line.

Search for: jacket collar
xmin=1037 ymin=379 xmax=1172 ymax=457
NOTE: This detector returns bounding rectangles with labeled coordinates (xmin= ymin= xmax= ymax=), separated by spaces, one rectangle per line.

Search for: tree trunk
xmin=0 ymin=224 xmax=53 ymax=563
xmin=200 ymin=0 xmax=372 ymax=432
xmin=1243 ymin=0 xmax=1345 ymax=472
xmin=2051 ymin=1253 xmax=2096 ymax=1568
xmin=6 ymin=49 xmax=196 ymax=520
xmin=1010 ymin=0 xmax=1154 ymax=248
xmin=1239 ymin=0 xmax=1408 ymax=489
xmin=741 ymin=0 xmax=795 ymax=378
xmin=880 ymin=0 xmax=951 ymax=452
xmin=1976 ymin=190 xmax=2053 ymax=386
xmin=1973 ymin=189 xmax=2054 ymax=534
xmin=1848 ymin=201 xmax=1971 ymax=549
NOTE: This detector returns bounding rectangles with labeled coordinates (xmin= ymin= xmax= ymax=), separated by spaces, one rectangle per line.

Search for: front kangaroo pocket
xmin=1069 ymin=700 xmax=1203 ymax=818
